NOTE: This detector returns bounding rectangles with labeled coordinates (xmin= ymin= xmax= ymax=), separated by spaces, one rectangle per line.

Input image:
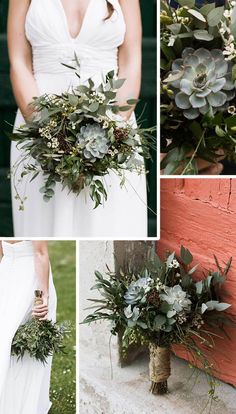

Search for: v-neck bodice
xmin=25 ymin=0 xmax=126 ymax=81
xmin=57 ymin=0 xmax=94 ymax=40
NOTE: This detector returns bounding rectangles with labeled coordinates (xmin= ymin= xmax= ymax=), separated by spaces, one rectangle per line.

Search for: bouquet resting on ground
xmin=83 ymin=246 xmax=233 ymax=399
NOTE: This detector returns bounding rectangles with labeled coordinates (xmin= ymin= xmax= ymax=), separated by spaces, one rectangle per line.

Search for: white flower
xmin=102 ymin=121 xmax=110 ymax=129
xmin=224 ymin=10 xmax=231 ymax=19
xmin=168 ymin=258 xmax=180 ymax=269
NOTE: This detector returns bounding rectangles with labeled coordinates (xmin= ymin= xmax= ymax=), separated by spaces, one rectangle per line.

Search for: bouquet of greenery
xmin=10 ymin=70 xmax=155 ymax=209
xmin=82 ymin=246 xmax=232 ymax=397
xmin=11 ymin=319 xmax=70 ymax=364
xmin=11 ymin=291 xmax=70 ymax=364
xmin=160 ymin=0 xmax=236 ymax=174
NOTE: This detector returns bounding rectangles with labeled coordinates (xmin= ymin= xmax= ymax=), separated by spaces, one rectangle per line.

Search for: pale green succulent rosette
xmin=76 ymin=124 xmax=109 ymax=162
xmin=166 ymin=47 xmax=235 ymax=120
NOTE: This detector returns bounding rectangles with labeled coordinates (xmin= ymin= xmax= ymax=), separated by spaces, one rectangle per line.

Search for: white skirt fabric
xmin=0 ymin=241 xmax=57 ymax=414
xmin=11 ymin=0 xmax=148 ymax=237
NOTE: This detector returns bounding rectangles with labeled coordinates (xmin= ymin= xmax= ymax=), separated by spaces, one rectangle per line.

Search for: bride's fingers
xmin=32 ymin=307 xmax=48 ymax=314
xmin=160 ymin=150 xmax=225 ymax=175
xmin=33 ymin=304 xmax=48 ymax=310
xmin=32 ymin=307 xmax=49 ymax=316
xmin=199 ymin=163 xmax=224 ymax=175
xmin=197 ymin=152 xmax=225 ymax=172
xmin=32 ymin=311 xmax=48 ymax=318
xmin=32 ymin=306 xmax=48 ymax=312
xmin=33 ymin=312 xmax=48 ymax=319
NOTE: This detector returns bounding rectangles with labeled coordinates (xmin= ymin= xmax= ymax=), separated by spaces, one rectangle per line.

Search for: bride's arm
xmin=8 ymin=0 xmax=39 ymax=120
xmin=32 ymin=241 xmax=50 ymax=320
xmin=117 ymin=0 xmax=142 ymax=120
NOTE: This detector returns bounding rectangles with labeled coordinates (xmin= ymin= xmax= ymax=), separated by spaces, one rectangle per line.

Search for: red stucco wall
xmin=159 ymin=178 xmax=236 ymax=387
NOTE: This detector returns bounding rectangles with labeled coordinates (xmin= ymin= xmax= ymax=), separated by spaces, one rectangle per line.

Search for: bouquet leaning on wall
xmin=82 ymin=246 xmax=233 ymax=399
xmin=10 ymin=68 xmax=155 ymax=209
xmin=161 ymin=0 xmax=236 ymax=174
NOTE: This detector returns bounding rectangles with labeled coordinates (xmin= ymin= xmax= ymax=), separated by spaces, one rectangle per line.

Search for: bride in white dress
xmin=8 ymin=0 xmax=148 ymax=237
xmin=0 ymin=240 xmax=56 ymax=414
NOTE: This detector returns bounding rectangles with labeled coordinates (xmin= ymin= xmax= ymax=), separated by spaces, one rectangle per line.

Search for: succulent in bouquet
xmin=82 ymin=246 xmax=233 ymax=398
xmin=160 ymin=0 xmax=236 ymax=174
xmin=11 ymin=290 xmax=71 ymax=364
xmin=10 ymin=69 xmax=155 ymax=209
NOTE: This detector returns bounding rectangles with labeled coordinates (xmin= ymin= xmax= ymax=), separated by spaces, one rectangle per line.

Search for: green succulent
xmin=165 ymin=48 xmax=235 ymax=119
xmin=124 ymin=277 xmax=151 ymax=305
xmin=77 ymin=123 xmax=109 ymax=162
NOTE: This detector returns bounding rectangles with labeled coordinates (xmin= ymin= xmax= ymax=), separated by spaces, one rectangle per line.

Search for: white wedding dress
xmin=11 ymin=0 xmax=148 ymax=237
xmin=0 ymin=241 xmax=57 ymax=414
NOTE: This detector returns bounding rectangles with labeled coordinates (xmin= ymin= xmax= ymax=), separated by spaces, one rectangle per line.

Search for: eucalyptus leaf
xmin=178 ymin=0 xmax=195 ymax=7
xmin=187 ymin=9 xmax=206 ymax=23
xmin=207 ymin=6 xmax=224 ymax=27
xmin=193 ymin=30 xmax=214 ymax=41
xmin=180 ymin=246 xmax=193 ymax=265
xmin=154 ymin=315 xmax=167 ymax=329
xmin=215 ymin=303 xmax=231 ymax=311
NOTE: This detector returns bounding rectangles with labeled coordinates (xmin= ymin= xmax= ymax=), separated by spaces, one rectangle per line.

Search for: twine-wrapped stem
xmin=149 ymin=343 xmax=171 ymax=395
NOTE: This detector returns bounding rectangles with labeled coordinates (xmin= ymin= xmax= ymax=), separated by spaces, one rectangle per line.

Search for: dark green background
xmin=0 ymin=0 xmax=156 ymax=236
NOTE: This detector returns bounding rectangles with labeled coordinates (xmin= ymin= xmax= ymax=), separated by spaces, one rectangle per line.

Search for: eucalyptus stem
xmin=181 ymin=134 xmax=204 ymax=175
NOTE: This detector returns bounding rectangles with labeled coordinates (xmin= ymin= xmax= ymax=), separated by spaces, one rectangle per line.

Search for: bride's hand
xmin=32 ymin=296 xmax=49 ymax=320
xmin=160 ymin=150 xmax=224 ymax=175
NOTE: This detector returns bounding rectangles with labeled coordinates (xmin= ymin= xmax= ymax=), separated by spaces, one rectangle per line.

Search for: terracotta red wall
xmin=159 ymin=178 xmax=236 ymax=386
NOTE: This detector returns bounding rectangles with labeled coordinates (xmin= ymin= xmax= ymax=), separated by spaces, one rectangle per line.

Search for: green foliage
xmin=11 ymin=319 xmax=70 ymax=364
xmin=83 ymin=246 xmax=232 ymax=347
xmin=9 ymin=70 xmax=155 ymax=209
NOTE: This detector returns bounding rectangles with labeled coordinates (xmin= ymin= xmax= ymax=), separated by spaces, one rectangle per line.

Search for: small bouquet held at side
xmin=11 ymin=290 xmax=70 ymax=364
xmin=10 ymin=70 xmax=155 ymax=209
xmin=161 ymin=0 xmax=236 ymax=174
xmin=82 ymin=246 xmax=233 ymax=398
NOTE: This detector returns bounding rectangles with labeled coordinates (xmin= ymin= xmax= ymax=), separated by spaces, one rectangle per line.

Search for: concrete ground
xmin=79 ymin=325 xmax=236 ymax=414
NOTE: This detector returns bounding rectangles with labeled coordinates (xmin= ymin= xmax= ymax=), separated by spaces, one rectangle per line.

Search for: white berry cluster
xmin=155 ymin=277 xmax=165 ymax=291
xmin=89 ymin=91 xmax=106 ymax=104
xmin=168 ymin=259 xmax=180 ymax=269
xmin=39 ymin=119 xmax=59 ymax=149
xmin=220 ymin=2 xmax=236 ymax=61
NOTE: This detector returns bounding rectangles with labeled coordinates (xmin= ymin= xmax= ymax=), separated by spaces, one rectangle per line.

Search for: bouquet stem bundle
xmin=149 ymin=343 xmax=170 ymax=395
